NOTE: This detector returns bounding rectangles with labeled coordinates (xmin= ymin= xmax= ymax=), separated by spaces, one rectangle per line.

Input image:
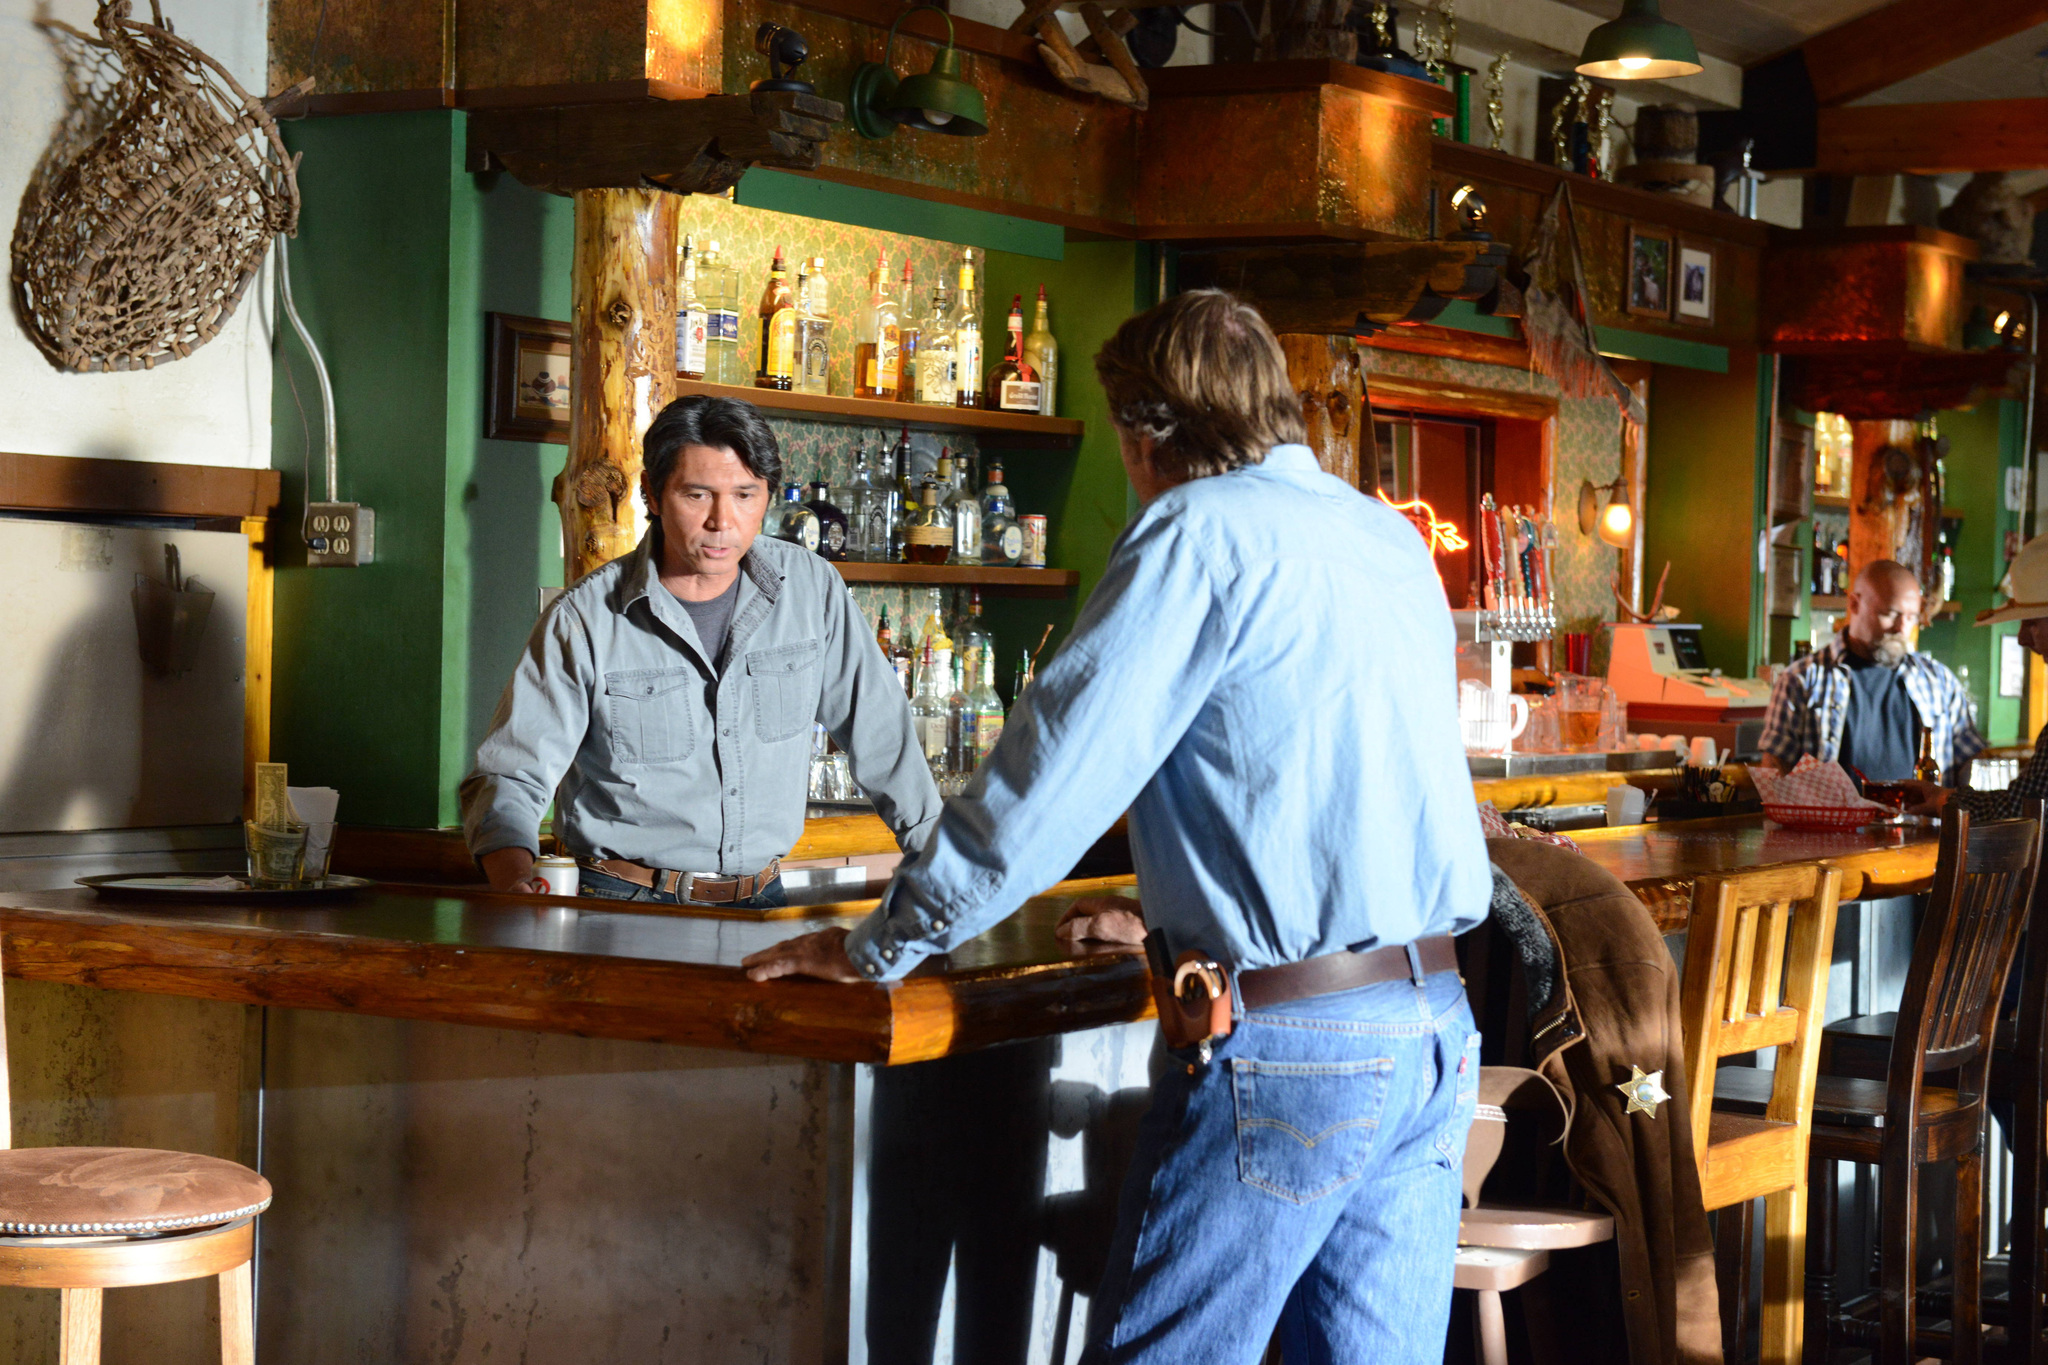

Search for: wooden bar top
xmin=0 ymin=817 xmax=1940 ymax=1063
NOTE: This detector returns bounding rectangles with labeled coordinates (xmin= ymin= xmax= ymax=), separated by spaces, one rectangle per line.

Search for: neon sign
xmin=1376 ymin=490 xmax=1470 ymax=556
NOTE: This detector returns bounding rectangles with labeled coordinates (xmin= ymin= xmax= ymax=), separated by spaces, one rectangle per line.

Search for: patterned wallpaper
xmin=1360 ymin=346 xmax=1626 ymax=640
xmin=671 ymin=194 xmax=1000 ymax=664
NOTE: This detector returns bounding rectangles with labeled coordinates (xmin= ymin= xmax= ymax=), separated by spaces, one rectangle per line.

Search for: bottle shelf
xmin=674 ymin=378 xmax=1084 ymax=450
xmin=832 ymin=562 xmax=1078 ymax=597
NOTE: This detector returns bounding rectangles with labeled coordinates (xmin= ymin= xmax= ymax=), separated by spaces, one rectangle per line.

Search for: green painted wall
xmin=1912 ymin=400 xmax=2026 ymax=745
xmin=1643 ymin=354 xmax=1766 ymax=676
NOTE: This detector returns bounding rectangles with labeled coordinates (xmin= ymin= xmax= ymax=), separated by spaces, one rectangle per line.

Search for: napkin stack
xmin=1749 ymin=757 xmax=1885 ymax=813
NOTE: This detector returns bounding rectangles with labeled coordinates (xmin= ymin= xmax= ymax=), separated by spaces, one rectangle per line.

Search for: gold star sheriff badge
xmin=1617 ymin=1066 xmax=1670 ymax=1118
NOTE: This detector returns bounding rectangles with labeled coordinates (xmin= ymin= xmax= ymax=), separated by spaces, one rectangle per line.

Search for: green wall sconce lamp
xmin=850 ymin=5 xmax=990 ymax=139
xmin=1575 ymin=0 xmax=1703 ymax=81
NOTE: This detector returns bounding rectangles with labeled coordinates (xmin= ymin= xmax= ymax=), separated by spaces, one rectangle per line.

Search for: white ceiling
xmin=1558 ymin=0 xmax=2048 ymax=101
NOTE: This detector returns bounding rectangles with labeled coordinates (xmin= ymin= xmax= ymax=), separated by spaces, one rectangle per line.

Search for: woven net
xmin=11 ymin=0 xmax=300 ymax=373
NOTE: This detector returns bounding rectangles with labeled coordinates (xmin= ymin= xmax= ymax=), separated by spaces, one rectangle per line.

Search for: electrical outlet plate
xmin=306 ymin=502 xmax=375 ymax=567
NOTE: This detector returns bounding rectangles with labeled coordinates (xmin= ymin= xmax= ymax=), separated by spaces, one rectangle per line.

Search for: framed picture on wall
xmin=1676 ymin=243 xmax=1715 ymax=326
xmin=1626 ymin=227 xmax=1673 ymax=319
xmin=486 ymin=313 xmax=571 ymax=445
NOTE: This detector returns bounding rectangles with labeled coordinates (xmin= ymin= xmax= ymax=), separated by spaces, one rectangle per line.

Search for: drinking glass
xmin=1557 ymin=675 xmax=1609 ymax=753
xmin=244 ymin=820 xmax=307 ymax=889
xmin=301 ymin=822 xmax=338 ymax=883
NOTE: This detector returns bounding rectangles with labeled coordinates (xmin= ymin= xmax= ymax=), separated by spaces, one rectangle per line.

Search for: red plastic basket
xmin=1763 ymin=803 xmax=1884 ymax=832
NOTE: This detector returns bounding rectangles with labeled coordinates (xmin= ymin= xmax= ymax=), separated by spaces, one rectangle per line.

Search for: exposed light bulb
xmin=1619 ymin=56 xmax=1651 ymax=70
xmin=1994 ymin=309 xmax=2012 ymax=332
xmin=923 ymin=108 xmax=954 ymax=126
xmin=1597 ymin=497 xmax=1635 ymax=548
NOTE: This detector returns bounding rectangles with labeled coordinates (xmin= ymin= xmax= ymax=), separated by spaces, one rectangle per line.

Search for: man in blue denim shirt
xmin=745 ymin=291 xmax=1490 ymax=1362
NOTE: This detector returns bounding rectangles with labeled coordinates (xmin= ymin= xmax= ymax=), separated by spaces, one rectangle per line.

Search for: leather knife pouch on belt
xmin=1144 ymin=933 xmax=1233 ymax=1049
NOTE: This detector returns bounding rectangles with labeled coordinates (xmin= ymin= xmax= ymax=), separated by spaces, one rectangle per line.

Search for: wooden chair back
xmin=1886 ymin=805 xmax=2043 ymax=1120
xmin=1680 ymin=862 xmax=1842 ymax=1179
xmin=2003 ymin=815 xmax=2048 ymax=1357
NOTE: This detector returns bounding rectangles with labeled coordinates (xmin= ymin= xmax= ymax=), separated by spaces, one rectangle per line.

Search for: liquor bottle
xmin=942 ymin=658 xmax=974 ymax=785
xmin=1023 ymin=284 xmax=1058 ymax=416
xmin=1013 ymin=645 xmax=1035 ymax=705
xmin=806 ymin=481 xmax=849 ymax=560
xmin=701 ymin=241 xmax=732 ymax=385
xmin=717 ymin=243 xmax=745 ymax=385
xmin=844 ymin=439 xmax=873 ymax=562
xmin=796 ymin=256 xmax=831 ymax=396
xmin=913 ymin=281 xmax=954 ymax=407
xmin=954 ymin=248 xmax=982 ymax=408
xmin=910 ymin=641 xmax=948 ymax=775
xmin=986 ymin=294 xmax=1043 ymax=412
xmin=904 ymin=482 xmax=953 ymax=566
xmin=862 ymin=440 xmax=899 ymax=564
xmin=933 ymin=453 xmax=959 ymax=563
xmin=875 ymin=604 xmax=893 ymax=657
xmin=947 ymin=450 xmax=980 ymax=565
xmin=1916 ymin=726 xmax=1941 ymax=784
xmin=855 ymin=250 xmax=902 ymax=400
xmin=958 ymin=590 xmax=993 ymax=682
xmin=676 ymin=235 xmax=709 ymax=380
xmin=980 ymin=459 xmax=1024 ymax=565
xmin=895 ymin=260 xmax=920 ymax=403
xmin=970 ymin=638 xmax=1005 ymax=764
xmin=755 ymin=247 xmax=797 ymax=391
xmin=890 ymin=426 xmax=916 ymax=562
xmin=921 ymin=598 xmax=954 ymax=695
xmin=772 ymin=482 xmax=819 ymax=551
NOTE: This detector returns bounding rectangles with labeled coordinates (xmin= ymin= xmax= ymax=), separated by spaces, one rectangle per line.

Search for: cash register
xmin=1606 ymin=622 xmax=1771 ymax=724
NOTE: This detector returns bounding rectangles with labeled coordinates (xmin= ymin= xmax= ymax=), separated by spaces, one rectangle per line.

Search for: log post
xmin=1278 ymin=333 xmax=1364 ymax=489
xmin=558 ymin=188 xmax=679 ymax=582
xmin=1847 ymin=417 xmax=1919 ymax=586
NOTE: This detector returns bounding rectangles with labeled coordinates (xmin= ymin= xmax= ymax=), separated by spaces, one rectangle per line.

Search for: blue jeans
xmin=1085 ymin=967 xmax=1478 ymax=1365
xmin=578 ymin=867 xmax=788 ymax=910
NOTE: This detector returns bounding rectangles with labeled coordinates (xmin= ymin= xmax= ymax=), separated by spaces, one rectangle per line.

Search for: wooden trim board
xmin=0 ymin=452 xmax=281 ymax=522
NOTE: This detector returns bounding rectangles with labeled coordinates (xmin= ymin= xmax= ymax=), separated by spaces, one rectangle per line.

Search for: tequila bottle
xmin=676 ymin=235 xmax=709 ymax=380
xmin=903 ymin=482 xmax=953 ymax=566
xmin=772 ymin=482 xmax=819 ymax=552
xmin=915 ymin=281 xmax=956 ymax=406
xmin=796 ymin=256 xmax=831 ymax=395
xmin=806 ymin=481 xmax=848 ymax=560
xmin=755 ymin=247 xmax=797 ymax=391
xmin=980 ymin=460 xmax=1024 ymax=565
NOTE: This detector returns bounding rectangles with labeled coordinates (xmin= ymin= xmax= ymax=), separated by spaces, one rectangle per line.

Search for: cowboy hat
xmin=1978 ymin=533 xmax=2048 ymax=625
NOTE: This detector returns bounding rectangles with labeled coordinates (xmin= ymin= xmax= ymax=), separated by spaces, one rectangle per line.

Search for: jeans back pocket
xmin=603 ymin=668 xmax=696 ymax=765
xmin=748 ymin=640 xmax=821 ymax=742
xmin=1231 ymin=1057 xmax=1393 ymax=1205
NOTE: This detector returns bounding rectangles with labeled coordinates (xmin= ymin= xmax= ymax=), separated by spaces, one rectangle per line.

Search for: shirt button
xmin=931 ymin=919 xmax=949 ymax=932
xmin=881 ymin=948 xmax=898 ymax=962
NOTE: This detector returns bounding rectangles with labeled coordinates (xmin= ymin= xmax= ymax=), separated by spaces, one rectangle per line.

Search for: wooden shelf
xmin=673 ymin=378 xmax=1084 ymax=450
xmin=832 ymin=562 xmax=1077 ymax=597
xmin=1813 ymin=493 xmax=1851 ymax=509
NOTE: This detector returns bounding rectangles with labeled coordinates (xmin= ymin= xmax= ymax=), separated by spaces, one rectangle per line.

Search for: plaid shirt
xmin=1759 ymin=633 xmax=1985 ymax=786
xmin=1952 ymin=734 xmax=2045 ymax=821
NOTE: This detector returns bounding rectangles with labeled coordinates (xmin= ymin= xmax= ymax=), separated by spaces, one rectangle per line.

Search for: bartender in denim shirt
xmin=461 ymin=395 xmax=940 ymax=907
xmin=746 ymin=291 xmax=1489 ymax=1363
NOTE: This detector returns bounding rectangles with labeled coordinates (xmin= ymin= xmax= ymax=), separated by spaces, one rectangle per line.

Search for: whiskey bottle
xmin=915 ymin=281 xmax=956 ymax=406
xmin=896 ymin=260 xmax=920 ymax=403
xmin=1022 ymin=284 xmax=1058 ymax=416
xmin=954 ymin=248 xmax=983 ymax=408
xmin=806 ymin=481 xmax=849 ymax=561
xmin=904 ymin=483 xmax=953 ymax=565
xmin=755 ymin=247 xmax=797 ymax=391
xmin=987 ymin=294 xmax=1042 ymax=412
xmin=796 ymin=256 xmax=831 ymax=395
xmin=772 ymin=482 xmax=819 ymax=552
xmin=854 ymin=250 xmax=902 ymax=400
xmin=980 ymin=460 xmax=1024 ymax=565
xmin=946 ymin=450 xmax=980 ymax=564
xmin=676 ymin=235 xmax=709 ymax=380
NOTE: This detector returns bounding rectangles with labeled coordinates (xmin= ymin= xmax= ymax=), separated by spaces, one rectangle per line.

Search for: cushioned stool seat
xmin=0 ymin=1148 xmax=271 ymax=1236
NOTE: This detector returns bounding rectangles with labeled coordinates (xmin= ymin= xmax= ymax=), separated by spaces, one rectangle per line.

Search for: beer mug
xmin=1459 ymin=682 xmax=1529 ymax=754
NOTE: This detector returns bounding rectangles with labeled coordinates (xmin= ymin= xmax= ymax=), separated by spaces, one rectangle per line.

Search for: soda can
xmin=533 ymin=854 xmax=580 ymax=898
xmin=1020 ymin=514 xmax=1048 ymax=568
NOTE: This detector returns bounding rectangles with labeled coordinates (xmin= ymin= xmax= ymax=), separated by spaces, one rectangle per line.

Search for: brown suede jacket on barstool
xmin=1478 ymin=837 xmax=1722 ymax=1365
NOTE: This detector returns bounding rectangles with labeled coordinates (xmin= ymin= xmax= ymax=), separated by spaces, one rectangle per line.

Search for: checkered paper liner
xmin=1749 ymin=757 xmax=1886 ymax=815
xmin=1477 ymin=801 xmax=1582 ymax=852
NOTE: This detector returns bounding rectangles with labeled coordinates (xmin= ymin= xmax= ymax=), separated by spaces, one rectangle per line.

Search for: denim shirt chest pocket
xmin=748 ymin=640 xmax=821 ymax=742
xmin=603 ymin=667 xmax=697 ymax=765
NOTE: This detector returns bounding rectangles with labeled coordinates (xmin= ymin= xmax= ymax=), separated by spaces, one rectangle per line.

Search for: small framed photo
xmin=1676 ymin=243 xmax=1715 ymax=326
xmin=486 ymin=313 xmax=571 ymax=444
xmin=1626 ymin=227 xmax=1673 ymax=319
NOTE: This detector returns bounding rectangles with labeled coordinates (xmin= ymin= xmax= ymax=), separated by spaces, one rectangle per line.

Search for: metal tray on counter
xmin=77 ymin=874 xmax=373 ymax=902
xmin=1467 ymin=749 xmax=1684 ymax=780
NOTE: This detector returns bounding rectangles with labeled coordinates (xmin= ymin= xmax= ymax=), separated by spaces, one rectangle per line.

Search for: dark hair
xmin=1093 ymin=288 xmax=1305 ymax=483
xmin=641 ymin=395 xmax=783 ymax=505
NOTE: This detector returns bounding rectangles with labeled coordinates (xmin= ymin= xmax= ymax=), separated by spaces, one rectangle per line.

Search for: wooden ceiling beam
xmin=1793 ymin=0 xmax=2048 ymax=107
xmin=1794 ymin=0 xmax=2048 ymax=106
xmin=1815 ymin=98 xmax=2048 ymax=175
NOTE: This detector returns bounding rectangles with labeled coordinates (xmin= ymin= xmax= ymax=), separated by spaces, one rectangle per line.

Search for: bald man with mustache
xmin=1757 ymin=559 xmax=1984 ymax=785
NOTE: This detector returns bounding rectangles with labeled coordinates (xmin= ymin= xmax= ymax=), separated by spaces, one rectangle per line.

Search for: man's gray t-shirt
xmin=674 ymin=575 xmax=740 ymax=669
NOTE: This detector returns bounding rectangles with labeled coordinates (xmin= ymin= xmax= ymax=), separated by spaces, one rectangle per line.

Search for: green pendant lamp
xmin=850 ymin=5 xmax=990 ymax=139
xmin=1576 ymin=0 xmax=1703 ymax=80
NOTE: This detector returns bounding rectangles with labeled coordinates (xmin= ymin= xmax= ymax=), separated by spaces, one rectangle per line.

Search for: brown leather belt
xmin=581 ymin=857 xmax=781 ymax=904
xmin=1235 ymin=934 xmax=1461 ymax=1011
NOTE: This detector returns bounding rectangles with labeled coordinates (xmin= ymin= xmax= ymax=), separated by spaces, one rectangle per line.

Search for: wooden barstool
xmin=0 ymin=971 xmax=270 ymax=1363
xmin=1679 ymin=863 xmax=1842 ymax=1365
xmin=1719 ymin=805 xmax=2043 ymax=1365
